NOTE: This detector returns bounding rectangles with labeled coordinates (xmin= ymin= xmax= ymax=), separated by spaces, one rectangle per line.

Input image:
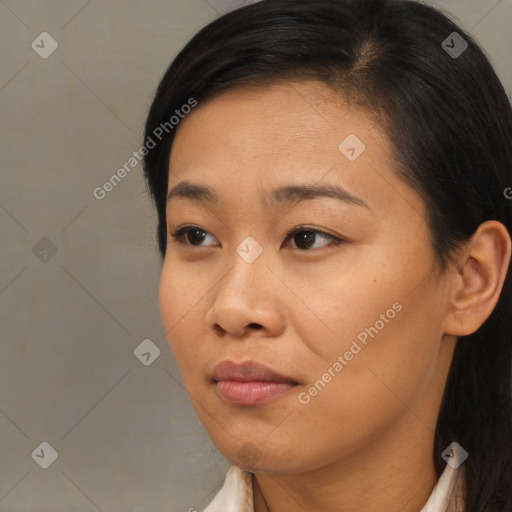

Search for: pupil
xmin=188 ymin=229 xmax=206 ymax=245
xmin=296 ymin=231 xmax=315 ymax=249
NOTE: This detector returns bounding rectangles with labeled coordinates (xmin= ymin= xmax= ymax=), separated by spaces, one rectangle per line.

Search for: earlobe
xmin=444 ymin=220 xmax=511 ymax=337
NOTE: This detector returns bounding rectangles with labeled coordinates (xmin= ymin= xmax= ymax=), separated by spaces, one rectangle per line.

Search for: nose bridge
xmin=222 ymin=236 xmax=269 ymax=303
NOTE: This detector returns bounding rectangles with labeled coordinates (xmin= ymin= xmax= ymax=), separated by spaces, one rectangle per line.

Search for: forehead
xmin=170 ymin=81 xmax=389 ymax=170
xmin=166 ymin=81 xmax=422 ymax=219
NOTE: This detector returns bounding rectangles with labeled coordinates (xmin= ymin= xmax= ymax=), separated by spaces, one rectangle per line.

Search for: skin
xmin=159 ymin=81 xmax=511 ymax=512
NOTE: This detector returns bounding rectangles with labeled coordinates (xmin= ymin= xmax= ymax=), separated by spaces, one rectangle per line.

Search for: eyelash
xmin=167 ymin=225 xmax=344 ymax=250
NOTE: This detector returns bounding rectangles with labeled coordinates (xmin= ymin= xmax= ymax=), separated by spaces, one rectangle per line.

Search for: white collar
xmin=203 ymin=462 xmax=464 ymax=512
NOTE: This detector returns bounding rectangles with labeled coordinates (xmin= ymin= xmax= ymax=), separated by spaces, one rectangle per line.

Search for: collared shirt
xmin=203 ymin=462 xmax=465 ymax=512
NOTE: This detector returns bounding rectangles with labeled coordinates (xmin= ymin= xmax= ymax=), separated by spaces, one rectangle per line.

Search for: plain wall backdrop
xmin=1 ymin=0 xmax=511 ymax=510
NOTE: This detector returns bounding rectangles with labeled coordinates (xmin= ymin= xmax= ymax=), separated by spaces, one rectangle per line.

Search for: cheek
xmin=159 ymin=257 xmax=207 ymax=326
xmin=158 ymin=263 xmax=206 ymax=373
xmin=282 ymin=244 xmax=419 ymax=360
xmin=312 ymin=285 xmax=444 ymax=417
xmin=279 ymin=305 xmax=443 ymax=469
xmin=290 ymin=250 xmax=445 ymax=428
xmin=158 ymin=266 xmax=179 ymax=341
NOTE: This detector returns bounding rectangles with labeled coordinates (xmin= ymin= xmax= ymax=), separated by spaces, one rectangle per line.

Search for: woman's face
xmin=160 ymin=81 xmax=457 ymax=474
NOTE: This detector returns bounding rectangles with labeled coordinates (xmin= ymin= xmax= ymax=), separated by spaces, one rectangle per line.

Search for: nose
xmin=204 ymin=248 xmax=286 ymax=338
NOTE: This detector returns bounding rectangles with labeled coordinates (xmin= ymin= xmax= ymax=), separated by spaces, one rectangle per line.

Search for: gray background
xmin=1 ymin=0 xmax=511 ymax=511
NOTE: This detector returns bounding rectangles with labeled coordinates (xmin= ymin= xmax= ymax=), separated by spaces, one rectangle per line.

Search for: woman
xmin=142 ymin=1 xmax=512 ymax=510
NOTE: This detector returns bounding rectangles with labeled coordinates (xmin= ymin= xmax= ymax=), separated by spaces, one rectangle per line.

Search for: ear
xmin=444 ymin=220 xmax=511 ymax=336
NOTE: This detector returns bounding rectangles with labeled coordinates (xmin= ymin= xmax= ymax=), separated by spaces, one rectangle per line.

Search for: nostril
xmin=213 ymin=324 xmax=226 ymax=336
xmin=213 ymin=323 xmax=264 ymax=337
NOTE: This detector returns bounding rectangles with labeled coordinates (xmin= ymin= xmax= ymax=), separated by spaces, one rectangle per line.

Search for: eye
xmin=168 ymin=225 xmax=344 ymax=251
xmin=168 ymin=225 xmax=219 ymax=247
xmin=284 ymin=226 xmax=343 ymax=250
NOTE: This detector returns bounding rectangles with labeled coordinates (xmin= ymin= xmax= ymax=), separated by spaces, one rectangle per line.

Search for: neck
xmin=252 ymin=418 xmax=439 ymax=512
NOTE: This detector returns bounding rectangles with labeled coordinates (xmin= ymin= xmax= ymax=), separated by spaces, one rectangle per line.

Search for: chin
xmin=214 ymin=437 xmax=316 ymax=475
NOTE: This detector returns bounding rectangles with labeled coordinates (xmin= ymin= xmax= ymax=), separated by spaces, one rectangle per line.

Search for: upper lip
xmin=212 ymin=360 xmax=298 ymax=383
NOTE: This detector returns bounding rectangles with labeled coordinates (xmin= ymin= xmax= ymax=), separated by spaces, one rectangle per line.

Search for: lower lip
xmin=215 ymin=380 xmax=296 ymax=405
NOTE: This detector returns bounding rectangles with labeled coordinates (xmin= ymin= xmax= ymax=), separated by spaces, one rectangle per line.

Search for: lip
xmin=212 ymin=360 xmax=297 ymax=383
xmin=212 ymin=360 xmax=298 ymax=406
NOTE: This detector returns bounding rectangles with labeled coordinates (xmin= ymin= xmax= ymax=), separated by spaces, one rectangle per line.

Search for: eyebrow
xmin=167 ymin=180 xmax=370 ymax=209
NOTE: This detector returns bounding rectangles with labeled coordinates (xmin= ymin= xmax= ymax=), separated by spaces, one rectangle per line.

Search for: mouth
xmin=211 ymin=360 xmax=299 ymax=406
